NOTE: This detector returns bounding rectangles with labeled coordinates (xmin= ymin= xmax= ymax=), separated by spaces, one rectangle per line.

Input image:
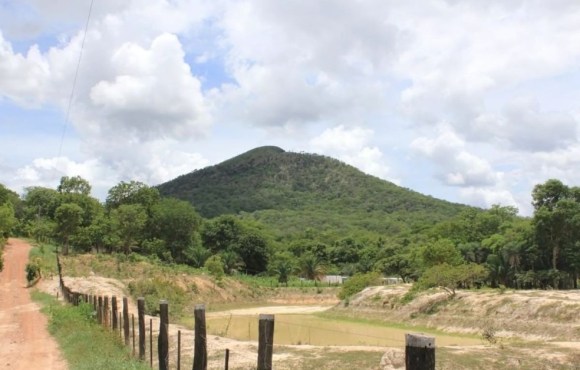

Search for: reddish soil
xmin=0 ymin=238 xmax=67 ymax=370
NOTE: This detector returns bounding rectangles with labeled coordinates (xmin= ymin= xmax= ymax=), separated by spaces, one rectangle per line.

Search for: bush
xmin=127 ymin=277 xmax=187 ymax=318
xmin=205 ymin=255 xmax=225 ymax=281
xmin=25 ymin=259 xmax=41 ymax=284
xmin=338 ymin=271 xmax=381 ymax=300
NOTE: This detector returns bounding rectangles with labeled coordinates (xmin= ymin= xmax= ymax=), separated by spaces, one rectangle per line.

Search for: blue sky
xmin=2 ymin=0 xmax=580 ymax=215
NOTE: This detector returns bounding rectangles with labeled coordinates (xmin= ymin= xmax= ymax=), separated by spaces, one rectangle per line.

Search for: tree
xmin=300 ymin=252 xmax=326 ymax=281
xmin=111 ymin=204 xmax=147 ymax=254
xmin=57 ymin=175 xmax=91 ymax=195
xmin=269 ymin=253 xmax=296 ymax=286
xmin=201 ymin=215 xmax=243 ymax=254
xmin=421 ymin=238 xmax=463 ymax=268
xmin=532 ymin=179 xmax=580 ymax=288
xmin=106 ymin=181 xmax=160 ymax=210
xmin=22 ymin=187 xmax=62 ymax=220
xmin=55 ymin=203 xmax=84 ymax=255
xmin=237 ymin=232 xmax=270 ymax=274
xmin=0 ymin=202 xmax=16 ymax=239
xmin=150 ymin=198 xmax=201 ymax=263
xmin=416 ymin=263 xmax=488 ymax=296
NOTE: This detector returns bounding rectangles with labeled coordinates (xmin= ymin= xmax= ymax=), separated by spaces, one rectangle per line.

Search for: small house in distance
xmin=322 ymin=275 xmax=348 ymax=285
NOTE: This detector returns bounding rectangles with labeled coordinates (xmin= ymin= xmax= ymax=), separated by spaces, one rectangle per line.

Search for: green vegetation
xmin=25 ymin=259 xmax=41 ymax=284
xmin=32 ymin=291 xmax=150 ymax=370
xmin=1 ymin=146 xmax=579 ymax=296
xmin=338 ymin=272 xmax=381 ymax=300
xmin=157 ymin=146 xmax=470 ymax=241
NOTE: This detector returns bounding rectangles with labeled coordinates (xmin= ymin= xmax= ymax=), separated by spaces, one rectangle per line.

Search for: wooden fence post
xmin=257 ymin=314 xmax=275 ymax=370
xmin=150 ymin=318 xmax=153 ymax=368
xmin=97 ymin=296 xmax=103 ymax=324
xmin=132 ymin=314 xmax=136 ymax=356
xmin=405 ymin=333 xmax=435 ymax=370
xmin=193 ymin=304 xmax=207 ymax=370
xmin=138 ymin=297 xmax=146 ymax=360
xmin=177 ymin=330 xmax=181 ymax=370
xmin=123 ymin=297 xmax=130 ymax=346
xmin=158 ymin=301 xmax=169 ymax=370
xmin=104 ymin=296 xmax=110 ymax=328
xmin=112 ymin=296 xmax=118 ymax=330
xmin=224 ymin=349 xmax=229 ymax=370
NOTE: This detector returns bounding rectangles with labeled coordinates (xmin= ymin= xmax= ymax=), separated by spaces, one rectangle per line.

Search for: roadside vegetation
xmin=32 ymin=291 xmax=150 ymax=370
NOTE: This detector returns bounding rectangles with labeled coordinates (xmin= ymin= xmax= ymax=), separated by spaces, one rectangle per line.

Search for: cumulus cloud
xmin=459 ymin=186 xmax=519 ymax=210
xmin=0 ymin=32 xmax=49 ymax=105
xmin=88 ymin=33 xmax=211 ymax=141
xmin=3 ymin=0 xmax=580 ymax=212
xmin=411 ymin=127 xmax=500 ymax=187
xmin=310 ymin=125 xmax=397 ymax=183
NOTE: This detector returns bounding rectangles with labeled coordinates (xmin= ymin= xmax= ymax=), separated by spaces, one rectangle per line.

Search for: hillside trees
xmin=150 ymin=198 xmax=201 ymax=263
xmin=532 ymin=179 xmax=580 ymax=288
xmin=201 ymin=215 xmax=271 ymax=274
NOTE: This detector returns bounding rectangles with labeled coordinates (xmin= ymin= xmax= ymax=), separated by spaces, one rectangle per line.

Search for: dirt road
xmin=0 ymin=238 xmax=67 ymax=370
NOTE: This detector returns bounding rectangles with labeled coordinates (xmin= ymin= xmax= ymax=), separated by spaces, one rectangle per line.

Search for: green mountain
xmin=157 ymin=146 xmax=472 ymax=242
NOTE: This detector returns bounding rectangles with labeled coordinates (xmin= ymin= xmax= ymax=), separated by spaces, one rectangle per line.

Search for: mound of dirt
xmin=336 ymin=285 xmax=580 ymax=341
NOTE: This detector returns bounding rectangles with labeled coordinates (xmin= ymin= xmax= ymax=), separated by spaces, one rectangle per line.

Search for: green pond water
xmin=206 ymin=314 xmax=481 ymax=347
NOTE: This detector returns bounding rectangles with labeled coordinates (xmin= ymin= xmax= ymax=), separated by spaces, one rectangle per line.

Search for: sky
xmin=2 ymin=0 xmax=580 ymax=216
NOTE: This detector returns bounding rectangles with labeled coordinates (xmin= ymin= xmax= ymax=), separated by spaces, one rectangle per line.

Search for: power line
xmin=57 ymin=0 xmax=95 ymax=158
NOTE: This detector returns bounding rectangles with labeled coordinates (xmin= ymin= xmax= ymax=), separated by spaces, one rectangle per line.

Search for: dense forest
xmin=157 ymin=146 xmax=471 ymax=243
xmin=1 ymin=147 xmax=579 ymax=291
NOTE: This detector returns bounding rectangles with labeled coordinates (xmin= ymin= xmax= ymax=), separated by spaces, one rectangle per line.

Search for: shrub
xmin=127 ymin=277 xmax=187 ymax=317
xmin=25 ymin=259 xmax=41 ymax=284
xmin=205 ymin=255 xmax=225 ymax=281
xmin=338 ymin=271 xmax=381 ymax=300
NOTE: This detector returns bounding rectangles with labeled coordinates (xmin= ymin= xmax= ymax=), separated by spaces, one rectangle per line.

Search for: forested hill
xmin=157 ymin=146 xmax=473 ymax=240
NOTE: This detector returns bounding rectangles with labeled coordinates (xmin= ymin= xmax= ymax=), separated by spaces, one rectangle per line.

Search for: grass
xmin=276 ymin=347 xmax=384 ymax=370
xmin=320 ymin=310 xmax=480 ymax=340
xmin=28 ymin=241 xmax=59 ymax=277
xmin=32 ymin=291 xmax=150 ymax=370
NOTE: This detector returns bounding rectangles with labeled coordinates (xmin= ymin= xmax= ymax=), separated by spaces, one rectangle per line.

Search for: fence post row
xmin=193 ymin=304 xmax=207 ymax=370
xmin=257 ymin=314 xmax=275 ymax=370
xmin=158 ymin=301 xmax=169 ymax=370
xmin=405 ymin=333 xmax=435 ymax=370
xmin=138 ymin=297 xmax=146 ymax=361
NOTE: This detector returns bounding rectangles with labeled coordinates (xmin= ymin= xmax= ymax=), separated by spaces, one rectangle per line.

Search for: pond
xmin=206 ymin=313 xmax=481 ymax=347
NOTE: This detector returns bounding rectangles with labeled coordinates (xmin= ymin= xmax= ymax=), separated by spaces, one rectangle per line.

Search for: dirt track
xmin=0 ymin=238 xmax=67 ymax=370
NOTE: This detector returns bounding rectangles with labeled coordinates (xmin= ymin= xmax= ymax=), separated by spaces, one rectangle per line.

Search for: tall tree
xmin=57 ymin=175 xmax=92 ymax=195
xmin=150 ymin=198 xmax=201 ymax=263
xmin=55 ymin=203 xmax=84 ymax=255
xmin=106 ymin=181 xmax=160 ymax=210
xmin=111 ymin=204 xmax=147 ymax=254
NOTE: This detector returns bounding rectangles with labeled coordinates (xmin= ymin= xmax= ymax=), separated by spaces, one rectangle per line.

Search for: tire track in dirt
xmin=0 ymin=238 xmax=67 ymax=370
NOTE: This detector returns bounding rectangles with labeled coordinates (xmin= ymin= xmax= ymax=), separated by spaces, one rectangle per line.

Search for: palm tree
xmin=300 ymin=252 xmax=326 ymax=281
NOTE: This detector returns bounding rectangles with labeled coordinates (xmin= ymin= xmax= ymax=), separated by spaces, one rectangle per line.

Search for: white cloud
xmin=310 ymin=125 xmax=397 ymax=183
xmin=0 ymin=32 xmax=49 ymax=105
xmin=3 ymin=0 xmax=580 ymax=214
xmin=411 ymin=127 xmax=500 ymax=187
xmin=459 ymin=186 xmax=519 ymax=210
xmin=88 ymin=33 xmax=211 ymax=141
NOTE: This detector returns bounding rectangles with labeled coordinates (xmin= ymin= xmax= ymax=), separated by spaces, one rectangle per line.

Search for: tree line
xmin=0 ymin=177 xmax=579 ymax=290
